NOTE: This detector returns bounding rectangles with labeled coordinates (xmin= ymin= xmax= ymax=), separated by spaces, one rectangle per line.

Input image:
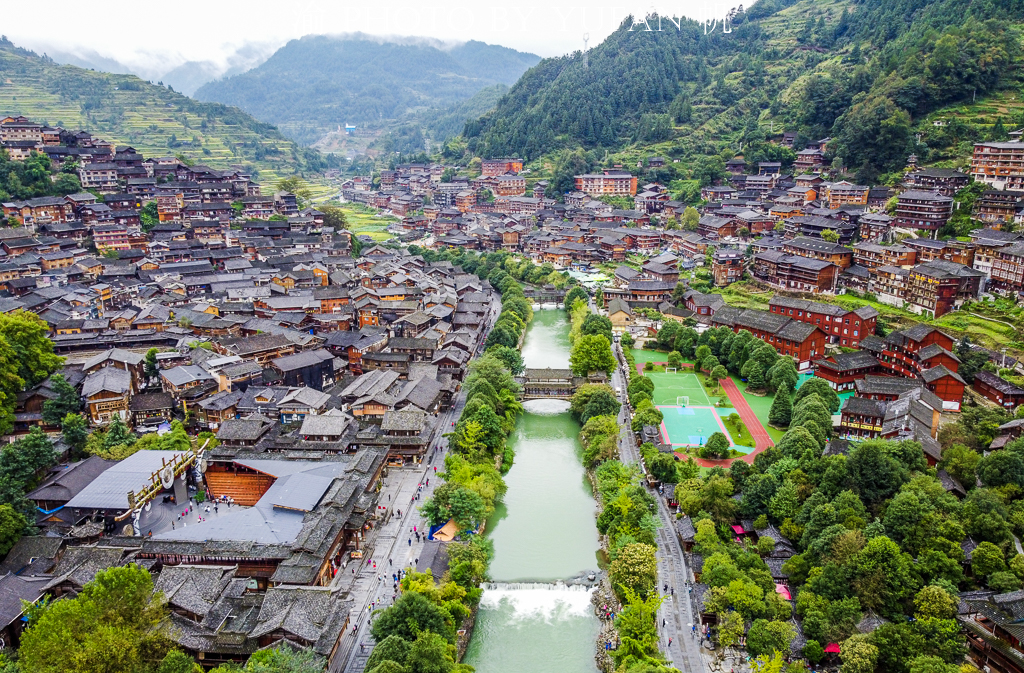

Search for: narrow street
xmin=612 ymin=347 xmax=707 ymax=673
xmin=331 ymin=291 xmax=502 ymax=673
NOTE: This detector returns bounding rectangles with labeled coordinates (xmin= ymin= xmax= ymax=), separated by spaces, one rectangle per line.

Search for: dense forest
xmin=465 ymin=0 xmax=1024 ymax=182
xmin=195 ymin=36 xmax=540 ymax=145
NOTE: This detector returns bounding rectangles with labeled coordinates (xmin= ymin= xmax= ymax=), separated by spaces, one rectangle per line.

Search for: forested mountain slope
xmin=467 ymin=0 xmax=1024 ymax=182
xmin=195 ymin=35 xmax=540 ymax=145
xmin=0 ymin=38 xmax=331 ymax=182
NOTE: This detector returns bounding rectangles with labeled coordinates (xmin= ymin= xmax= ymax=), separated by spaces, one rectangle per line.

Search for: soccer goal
xmin=676 ymin=396 xmax=689 ymax=407
xmin=666 ymin=367 xmax=678 ymax=374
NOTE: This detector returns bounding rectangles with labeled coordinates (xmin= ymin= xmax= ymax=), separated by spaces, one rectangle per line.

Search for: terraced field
xmin=0 ymin=40 xmax=325 ymax=188
xmin=339 ymin=204 xmax=397 ymax=242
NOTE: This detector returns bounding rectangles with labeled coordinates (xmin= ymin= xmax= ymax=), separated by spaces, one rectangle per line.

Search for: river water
xmin=463 ymin=309 xmax=601 ymax=673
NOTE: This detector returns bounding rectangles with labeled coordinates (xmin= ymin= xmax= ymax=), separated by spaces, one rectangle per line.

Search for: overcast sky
xmin=6 ymin=0 xmax=746 ymax=76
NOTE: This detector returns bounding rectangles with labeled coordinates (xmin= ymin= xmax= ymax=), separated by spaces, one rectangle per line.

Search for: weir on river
xmin=463 ymin=309 xmax=602 ymax=673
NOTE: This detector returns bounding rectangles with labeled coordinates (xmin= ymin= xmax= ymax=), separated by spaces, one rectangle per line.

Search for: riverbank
xmin=464 ymin=308 xmax=602 ymax=673
xmin=355 ymin=259 xmax=534 ymax=673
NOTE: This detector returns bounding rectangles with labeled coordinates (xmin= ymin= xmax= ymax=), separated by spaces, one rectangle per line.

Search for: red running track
xmin=684 ymin=378 xmax=775 ymax=468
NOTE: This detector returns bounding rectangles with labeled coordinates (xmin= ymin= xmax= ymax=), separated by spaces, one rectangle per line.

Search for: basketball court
xmin=647 ymin=372 xmax=713 ymax=406
xmin=656 ymin=404 xmax=733 ymax=448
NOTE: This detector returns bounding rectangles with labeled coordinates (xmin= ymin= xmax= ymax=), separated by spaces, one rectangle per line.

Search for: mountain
xmin=194 ymin=34 xmax=541 ymax=145
xmin=466 ymin=0 xmax=1024 ymax=182
xmin=0 ymin=38 xmax=333 ymax=182
xmin=159 ymin=43 xmax=280 ymax=96
xmin=36 ymin=41 xmax=279 ymax=96
xmin=37 ymin=47 xmax=137 ymax=77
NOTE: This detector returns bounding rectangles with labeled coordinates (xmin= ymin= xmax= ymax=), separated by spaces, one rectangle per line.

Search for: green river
xmin=463 ymin=309 xmax=601 ymax=673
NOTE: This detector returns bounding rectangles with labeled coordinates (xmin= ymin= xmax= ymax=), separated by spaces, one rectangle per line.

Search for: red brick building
xmin=768 ymin=296 xmax=878 ymax=348
xmin=574 ymin=171 xmax=638 ymax=197
xmin=712 ymin=249 xmax=745 ymax=286
xmin=971 ymin=141 xmax=1024 ymax=191
xmin=814 ymin=351 xmax=881 ymax=392
xmin=852 ymin=242 xmax=917 ymax=270
xmin=752 ymin=251 xmax=839 ymax=294
xmin=860 ymin=325 xmax=966 ymax=411
xmin=481 ymin=158 xmax=524 ymax=177
xmin=893 ymin=190 xmax=954 ymax=236
xmin=974 ymin=371 xmax=1024 ymax=409
xmin=711 ymin=305 xmax=826 ymax=368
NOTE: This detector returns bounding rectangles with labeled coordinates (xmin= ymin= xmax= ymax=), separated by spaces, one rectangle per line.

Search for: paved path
xmin=613 ymin=349 xmax=707 ymax=673
xmin=689 ymin=378 xmax=774 ymax=467
xmin=332 ymin=292 xmax=502 ymax=673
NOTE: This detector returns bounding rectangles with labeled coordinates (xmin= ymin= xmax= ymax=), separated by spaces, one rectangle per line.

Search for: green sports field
xmin=647 ymin=372 xmax=712 ymax=406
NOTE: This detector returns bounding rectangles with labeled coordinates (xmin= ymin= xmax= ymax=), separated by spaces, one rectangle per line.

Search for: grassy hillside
xmin=0 ymin=38 xmax=333 ymax=186
xmin=195 ymin=35 xmax=540 ymax=146
xmin=466 ymin=0 xmax=1024 ymax=186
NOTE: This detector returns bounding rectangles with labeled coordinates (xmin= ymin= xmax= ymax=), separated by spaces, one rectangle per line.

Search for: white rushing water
xmin=479 ymin=583 xmax=596 ymax=622
xmin=521 ymin=399 xmax=571 ymax=415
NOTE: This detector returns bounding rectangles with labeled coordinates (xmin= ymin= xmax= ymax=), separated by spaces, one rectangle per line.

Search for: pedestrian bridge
xmin=516 ymin=368 xmax=609 ymax=400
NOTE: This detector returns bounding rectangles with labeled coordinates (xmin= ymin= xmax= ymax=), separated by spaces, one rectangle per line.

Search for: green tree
xmin=569 ymin=334 xmax=616 ymax=376
xmin=317 ymin=203 xmax=349 ymax=231
xmin=366 ymin=636 xmax=411 ymax=671
xmin=484 ymin=324 xmax=517 ymax=350
xmin=0 ymin=427 xmax=56 ymax=516
xmin=0 ymin=503 xmax=26 ymax=555
xmin=667 ymin=351 xmax=682 ymax=369
xmin=821 ymin=229 xmax=840 ymax=243
xmin=19 ymin=564 xmax=169 ymax=673
xmin=41 ymin=374 xmax=81 ymax=426
xmin=370 ymin=592 xmax=452 ymax=644
xmin=989 ymin=571 xmax=1022 ymax=593
xmin=840 ymin=635 xmax=879 ymax=673
xmin=246 ymin=648 xmax=324 ymax=673
xmin=792 ymin=395 xmax=831 ymax=434
xmin=803 ymin=640 xmax=825 ymax=664
xmin=794 ymin=378 xmax=841 ymax=414
xmin=61 ymin=413 xmax=89 ymax=455
xmin=972 ymin=541 xmax=1007 ymax=579
xmin=768 ymin=386 xmax=792 ymax=428
xmin=937 ymin=444 xmax=978 ymax=492
xmin=682 ymin=206 xmax=700 ymax=231
xmin=581 ymin=391 xmax=621 ymax=424
xmin=769 ymin=480 xmax=801 ymax=521
xmin=979 ymin=450 xmax=1024 ymax=487
xmin=157 ymin=651 xmax=195 ymax=673
xmin=908 ymin=655 xmax=959 ymax=673
xmin=570 ymin=384 xmax=619 ymax=422
xmin=139 ymin=202 xmax=159 ymax=233
xmin=746 ymin=619 xmax=796 ymax=658
xmin=404 ymin=630 xmax=457 ymax=673
xmin=710 ymin=365 xmax=728 ymax=385
xmin=766 ymin=359 xmax=798 ymax=394
xmin=105 ymin=416 xmax=135 ymax=449
xmin=609 ymin=543 xmax=658 ymax=598
xmin=630 ymin=401 xmax=664 ymax=433
xmin=145 ymin=348 xmax=160 ymax=382
xmin=564 ymin=286 xmax=589 ymax=308
xmin=486 ymin=344 xmax=525 ymax=376
xmin=914 ymin=585 xmax=957 ymax=620
xmin=702 ymin=431 xmax=730 ymax=459
xmin=851 ymin=536 xmax=919 ymax=617
xmin=581 ymin=314 xmax=614 ymax=343
xmin=0 ymin=311 xmax=64 ymax=387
